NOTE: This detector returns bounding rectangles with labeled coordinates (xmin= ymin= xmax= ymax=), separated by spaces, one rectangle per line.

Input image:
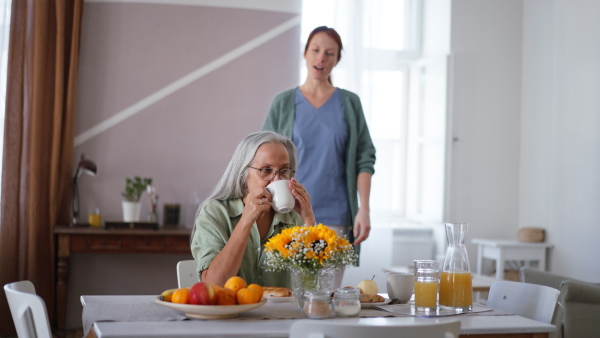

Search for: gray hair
xmin=193 ymin=131 xmax=296 ymax=233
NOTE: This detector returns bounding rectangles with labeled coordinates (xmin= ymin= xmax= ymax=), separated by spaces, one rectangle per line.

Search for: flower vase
xmin=291 ymin=266 xmax=336 ymax=310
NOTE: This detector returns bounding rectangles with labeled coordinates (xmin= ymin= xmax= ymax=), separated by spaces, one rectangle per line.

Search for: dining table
xmin=81 ymin=294 xmax=555 ymax=338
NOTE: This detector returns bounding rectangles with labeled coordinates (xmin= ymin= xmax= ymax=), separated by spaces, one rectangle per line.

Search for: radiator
xmin=391 ymin=228 xmax=436 ymax=267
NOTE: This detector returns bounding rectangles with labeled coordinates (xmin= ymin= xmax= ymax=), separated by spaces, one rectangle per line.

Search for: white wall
xmin=520 ymin=0 xmax=600 ymax=281
xmin=448 ymin=0 xmax=523 ymax=269
xmin=450 ymin=0 xmax=600 ymax=281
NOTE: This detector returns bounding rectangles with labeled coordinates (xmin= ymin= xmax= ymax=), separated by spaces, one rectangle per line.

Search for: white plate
xmin=360 ymin=298 xmax=391 ymax=309
xmin=155 ymin=297 xmax=267 ymax=319
xmin=266 ymin=296 xmax=294 ymax=303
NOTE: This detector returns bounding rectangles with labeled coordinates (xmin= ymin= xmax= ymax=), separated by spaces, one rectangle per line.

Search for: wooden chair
xmin=4 ymin=280 xmax=52 ymax=338
xmin=289 ymin=319 xmax=461 ymax=338
xmin=177 ymin=259 xmax=199 ymax=288
xmin=487 ymin=280 xmax=559 ymax=324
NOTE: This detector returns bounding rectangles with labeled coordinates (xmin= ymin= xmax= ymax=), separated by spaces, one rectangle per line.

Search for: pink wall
xmin=67 ymin=1 xmax=300 ymax=329
xmin=74 ymin=2 xmax=300 ymax=226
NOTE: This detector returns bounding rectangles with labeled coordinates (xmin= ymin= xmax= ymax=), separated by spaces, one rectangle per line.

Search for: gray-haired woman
xmin=191 ymin=131 xmax=315 ymax=287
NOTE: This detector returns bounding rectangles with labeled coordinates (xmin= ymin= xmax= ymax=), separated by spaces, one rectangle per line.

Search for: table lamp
xmin=71 ymin=154 xmax=97 ymax=225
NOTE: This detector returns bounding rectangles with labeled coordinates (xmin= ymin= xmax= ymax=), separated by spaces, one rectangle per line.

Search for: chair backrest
xmin=518 ymin=267 xmax=575 ymax=338
xmin=289 ymin=319 xmax=461 ymax=338
xmin=4 ymin=280 xmax=52 ymax=338
xmin=519 ymin=267 xmax=571 ymax=290
xmin=177 ymin=260 xmax=199 ymax=288
xmin=560 ymin=279 xmax=600 ymax=338
xmin=487 ymin=280 xmax=559 ymax=324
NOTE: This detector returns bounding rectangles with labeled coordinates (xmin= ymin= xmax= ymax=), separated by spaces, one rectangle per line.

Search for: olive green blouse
xmin=191 ymin=198 xmax=303 ymax=287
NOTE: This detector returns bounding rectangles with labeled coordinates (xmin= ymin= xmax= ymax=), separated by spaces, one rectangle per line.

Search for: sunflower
xmin=264 ymin=224 xmax=357 ymax=271
xmin=264 ymin=229 xmax=293 ymax=258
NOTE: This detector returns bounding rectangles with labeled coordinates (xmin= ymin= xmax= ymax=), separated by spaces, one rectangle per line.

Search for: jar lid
xmin=304 ymin=291 xmax=332 ymax=301
xmin=334 ymin=288 xmax=360 ymax=299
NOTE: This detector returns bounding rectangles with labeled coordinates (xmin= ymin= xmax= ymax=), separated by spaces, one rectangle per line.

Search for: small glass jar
xmin=303 ymin=291 xmax=332 ymax=319
xmin=333 ymin=288 xmax=361 ymax=317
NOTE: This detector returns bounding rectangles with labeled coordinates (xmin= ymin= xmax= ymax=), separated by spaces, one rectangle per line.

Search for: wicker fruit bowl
xmin=517 ymin=227 xmax=545 ymax=242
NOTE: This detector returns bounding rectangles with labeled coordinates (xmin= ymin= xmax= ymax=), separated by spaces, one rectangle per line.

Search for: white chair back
xmin=4 ymin=280 xmax=52 ymax=338
xmin=487 ymin=280 xmax=560 ymax=324
xmin=289 ymin=319 xmax=461 ymax=338
xmin=177 ymin=259 xmax=199 ymax=288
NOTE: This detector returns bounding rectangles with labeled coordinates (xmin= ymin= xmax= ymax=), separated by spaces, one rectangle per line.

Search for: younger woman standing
xmin=262 ymin=26 xmax=376 ymax=281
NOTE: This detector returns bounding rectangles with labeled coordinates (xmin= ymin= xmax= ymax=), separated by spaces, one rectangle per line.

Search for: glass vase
xmin=291 ymin=266 xmax=336 ymax=311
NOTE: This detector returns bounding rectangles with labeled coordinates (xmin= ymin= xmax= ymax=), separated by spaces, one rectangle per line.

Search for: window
xmin=0 ymin=0 xmax=11 ymax=208
xmin=301 ymin=0 xmax=448 ymax=226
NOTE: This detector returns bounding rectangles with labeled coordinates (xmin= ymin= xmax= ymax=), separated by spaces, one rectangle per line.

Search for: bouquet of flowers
xmin=264 ymin=224 xmax=357 ymax=271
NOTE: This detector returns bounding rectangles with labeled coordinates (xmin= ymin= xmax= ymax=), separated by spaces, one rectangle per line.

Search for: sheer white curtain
xmin=0 ymin=0 xmax=11 ymax=209
xmin=301 ymin=0 xmax=427 ymax=226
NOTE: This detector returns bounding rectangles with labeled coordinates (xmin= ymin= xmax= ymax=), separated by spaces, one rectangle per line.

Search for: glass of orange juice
xmin=413 ymin=260 xmax=439 ymax=312
xmin=88 ymin=208 xmax=102 ymax=227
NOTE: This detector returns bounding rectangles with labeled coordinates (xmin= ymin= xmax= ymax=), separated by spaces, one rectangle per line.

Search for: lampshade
xmin=71 ymin=154 xmax=98 ymax=225
xmin=75 ymin=156 xmax=97 ymax=178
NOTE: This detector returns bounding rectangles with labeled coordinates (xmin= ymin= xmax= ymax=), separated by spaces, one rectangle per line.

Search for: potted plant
xmin=121 ymin=176 xmax=152 ymax=222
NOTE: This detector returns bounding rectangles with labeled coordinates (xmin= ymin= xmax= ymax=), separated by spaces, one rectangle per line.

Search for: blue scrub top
xmin=293 ymin=87 xmax=349 ymax=226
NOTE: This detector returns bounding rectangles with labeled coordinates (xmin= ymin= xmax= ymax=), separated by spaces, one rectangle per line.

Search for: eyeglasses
xmin=247 ymin=166 xmax=295 ymax=181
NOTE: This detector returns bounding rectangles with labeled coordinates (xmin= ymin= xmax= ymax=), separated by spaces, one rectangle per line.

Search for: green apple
xmin=357 ymin=276 xmax=378 ymax=295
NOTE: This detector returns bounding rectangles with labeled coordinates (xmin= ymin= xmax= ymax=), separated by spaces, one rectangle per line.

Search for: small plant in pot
xmin=122 ymin=177 xmax=152 ymax=222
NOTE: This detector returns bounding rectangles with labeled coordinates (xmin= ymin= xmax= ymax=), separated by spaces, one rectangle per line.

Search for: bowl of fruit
xmin=156 ymin=276 xmax=267 ymax=319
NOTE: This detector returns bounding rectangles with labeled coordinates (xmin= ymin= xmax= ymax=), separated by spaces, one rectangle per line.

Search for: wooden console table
xmin=54 ymin=225 xmax=192 ymax=334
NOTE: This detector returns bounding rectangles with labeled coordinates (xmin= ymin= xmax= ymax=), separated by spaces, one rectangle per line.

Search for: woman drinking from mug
xmin=190 ymin=131 xmax=315 ymax=288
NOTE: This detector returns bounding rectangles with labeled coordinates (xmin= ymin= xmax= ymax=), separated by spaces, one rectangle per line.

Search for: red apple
xmin=189 ymin=282 xmax=217 ymax=305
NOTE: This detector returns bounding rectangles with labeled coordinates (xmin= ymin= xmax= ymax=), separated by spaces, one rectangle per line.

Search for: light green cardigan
xmin=262 ymin=87 xmax=376 ymax=257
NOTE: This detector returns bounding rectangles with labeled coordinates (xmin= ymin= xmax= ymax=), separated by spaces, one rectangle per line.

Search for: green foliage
xmin=122 ymin=176 xmax=152 ymax=202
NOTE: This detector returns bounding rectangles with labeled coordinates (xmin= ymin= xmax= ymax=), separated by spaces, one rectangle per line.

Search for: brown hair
xmin=304 ymin=26 xmax=343 ymax=84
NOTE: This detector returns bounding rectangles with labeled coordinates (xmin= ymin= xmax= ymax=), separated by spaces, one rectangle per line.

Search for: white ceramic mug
xmin=386 ymin=272 xmax=414 ymax=302
xmin=266 ymin=180 xmax=295 ymax=213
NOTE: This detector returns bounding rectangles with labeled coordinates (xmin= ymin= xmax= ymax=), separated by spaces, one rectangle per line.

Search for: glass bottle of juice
xmin=439 ymin=223 xmax=473 ymax=312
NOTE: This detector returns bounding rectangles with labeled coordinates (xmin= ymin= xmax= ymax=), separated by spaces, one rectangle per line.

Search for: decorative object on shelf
xmin=146 ymin=184 xmax=159 ymax=222
xmin=88 ymin=208 xmax=102 ymax=227
xmin=264 ymin=224 xmax=357 ymax=310
xmin=71 ymin=154 xmax=97 ymax=225
xmin=104 ymin=221 xmax=159 ymax=230
xmin=163 ymin=204 xmax=180 ymax=228
xmin=121 ymin=176 xmax=152 ymax=222
xmin=517 ymin=227 xmax=545 ymax=242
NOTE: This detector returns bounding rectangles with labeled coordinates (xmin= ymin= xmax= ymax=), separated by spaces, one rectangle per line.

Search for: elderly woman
xmin=191 ymin=131 xmax=315 ymax=287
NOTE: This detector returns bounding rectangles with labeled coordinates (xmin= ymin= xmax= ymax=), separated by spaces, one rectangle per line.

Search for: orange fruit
xmin=224 ymin=276 xmax=247 ymax=293
xmin=216 ymin=288 xmax=237 ymax=305
xmin=237 ymin=288 xmax=260 ymax=304
xmin=171 ymin=288 xmax=190 ymax=304
xmin=247 ymin=284 xmax=264 ymax=299
xmin=211 ymin=284 xmax=224 ymax=294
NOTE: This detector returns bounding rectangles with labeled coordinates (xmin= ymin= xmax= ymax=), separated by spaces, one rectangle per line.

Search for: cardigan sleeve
xmin=348 ymin=92 xmax=376 ymax=175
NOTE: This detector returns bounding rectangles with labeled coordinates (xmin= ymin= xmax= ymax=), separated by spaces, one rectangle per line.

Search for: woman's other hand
xmin=353 ymin=208 xmax=371 ymax=245
xmin=289 ymin=178 xmax=315 ymax=226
